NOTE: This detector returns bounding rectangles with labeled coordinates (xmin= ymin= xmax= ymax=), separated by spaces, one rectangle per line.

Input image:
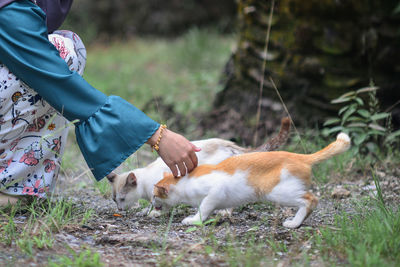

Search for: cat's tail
xmin=304 ymin=133 xmax=351 ymax=165
xmin=253 ymin=117 xmax=291 ymax=152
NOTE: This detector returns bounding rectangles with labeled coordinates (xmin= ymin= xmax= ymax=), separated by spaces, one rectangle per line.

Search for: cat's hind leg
xmin=283 ymin=192 xmax=318 ymax=228
xmin=182 ymin=196 xmax=217 ymax=225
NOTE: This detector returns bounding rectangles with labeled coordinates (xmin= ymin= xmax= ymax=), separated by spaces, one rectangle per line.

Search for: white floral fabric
xmin=0 ymin=30 xmax=86 ymax=198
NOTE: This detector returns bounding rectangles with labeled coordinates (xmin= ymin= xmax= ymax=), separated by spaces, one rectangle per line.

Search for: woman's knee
xmin=48 ymin=31 xmax=86 ymax=75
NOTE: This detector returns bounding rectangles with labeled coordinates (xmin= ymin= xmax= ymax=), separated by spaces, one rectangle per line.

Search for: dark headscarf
xmin=0 ymin=0 xmax=73 ymax=32
xmin=36 ymin=0 xmax=73 ymax=32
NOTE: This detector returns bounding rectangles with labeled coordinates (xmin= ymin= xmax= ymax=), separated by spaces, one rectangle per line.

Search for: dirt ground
xmin=1 ymin=145 xmax=399 ymax=267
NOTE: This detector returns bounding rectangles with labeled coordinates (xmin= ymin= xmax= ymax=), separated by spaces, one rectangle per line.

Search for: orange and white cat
xmin=152 ymin=133 xmax=350 ymax=228
xmin=107 ymin=118 xmax=291 ymax=212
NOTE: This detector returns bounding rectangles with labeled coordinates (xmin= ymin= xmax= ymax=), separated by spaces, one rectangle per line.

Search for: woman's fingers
xmin=190 ymin=152 xmax=198 ymax=168
xmin=184 ymin=157 xmax=194 ymax=173
xmin=177 ymin=162 xmax=187 ymax=177
xmin=192 ymin=143 xmax=201 ymax=152
xmin=149 ymin=127 xmax=200 ymax=177
xmin=168 ymin=163 xmax=179 ymax=177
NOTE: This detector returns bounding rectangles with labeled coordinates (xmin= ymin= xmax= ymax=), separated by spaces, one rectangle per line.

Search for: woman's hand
xmin=147 ymin=127 xmax=200 ymax=177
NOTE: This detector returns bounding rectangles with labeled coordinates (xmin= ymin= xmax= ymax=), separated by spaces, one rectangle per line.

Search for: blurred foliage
xmin=62 ymin=0 xmax=236 ymax=43
xmin=394 ymin=2 xmax=400 ymax=13
xmin=323 ymin=86 xmax=400 ymax=155
xmin=82 ymin=29 xmax=233 ymax=131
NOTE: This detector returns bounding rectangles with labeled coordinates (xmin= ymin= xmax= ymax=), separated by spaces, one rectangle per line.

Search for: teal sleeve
xmin=0 ymin=0 xmax=160 ymax=180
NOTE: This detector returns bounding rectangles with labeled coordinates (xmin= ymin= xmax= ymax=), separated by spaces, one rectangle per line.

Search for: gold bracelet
xmin=152 ymin=124 xmax=167 ymax=152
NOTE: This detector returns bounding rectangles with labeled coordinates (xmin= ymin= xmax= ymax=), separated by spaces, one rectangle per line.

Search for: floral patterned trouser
xmin=0 ymin=30 xmax=86 ymax=198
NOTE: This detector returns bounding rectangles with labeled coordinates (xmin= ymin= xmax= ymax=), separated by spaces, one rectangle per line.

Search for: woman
xmin=0 ymin=0 xmax=199 ymax=205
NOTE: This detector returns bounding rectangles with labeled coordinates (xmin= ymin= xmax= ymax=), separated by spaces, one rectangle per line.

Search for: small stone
xmin=331 ymin=187 xmax=351 ymax=199
xmin=362 ymin=185 xmax=376 ymax=191
xmin=375 ymin=170 xmax=386 ymax=178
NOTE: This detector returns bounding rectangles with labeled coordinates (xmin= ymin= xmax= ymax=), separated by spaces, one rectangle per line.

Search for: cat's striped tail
xmin=304 ymin=133 xmax=351 ymax=165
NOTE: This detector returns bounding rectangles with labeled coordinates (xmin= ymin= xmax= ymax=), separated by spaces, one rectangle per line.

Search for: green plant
xmin=48 ymin=248 xmax=103 ymax=267
xmin=16 ymin=229 xmax=54 ymax=256
xmin=323 ymin=86 xmax=400 ymax=154
xmin=16 ymin=235 xmax=34 ymax=256
xmin=33 ymin=229 xmax=54 ymax=249
xmin=224 ymin=234 xmax=270 ymax=267
xmin=185 ymin=218 xmax=217 ymax=233
xmin=80 ymin=208 xmax=94 ymax=226
xmin=314 ymin=171 xmax=400 ymax=266
xmin=154 ymin=207 xmax=183 ymax=266
xmin=155 ymin=208 xmax=220 ymax=266
xmin=92 ymin=178 xmax=111 ymax=198
xmin=43 ymin=198 xmax=75 ymax=230
xmin=84 ymin=29 xmax=232 ymax=125
xmin=266 ymin=238 xmax=288 ymax=254
xmin=0 ymin=197 xmax=94 ymax=257
xmin=0 ymin=205 xmax=18 ymax=245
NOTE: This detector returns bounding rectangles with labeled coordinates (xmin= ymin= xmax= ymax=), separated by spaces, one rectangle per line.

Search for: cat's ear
xmin=163 ymin=172 xmax=170 ymax=178
xmin=125 ymin=172 xmax=137 ymax=187
xmin=106 ymin=172 xmax=117 ymax=183
xmin=154 ymin=184 xmax=169 ymax=198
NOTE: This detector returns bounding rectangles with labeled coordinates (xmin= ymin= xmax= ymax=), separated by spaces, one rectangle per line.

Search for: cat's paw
xmin=283 ymin=219 xmax=301 ymax=229
xmin=216 ymin=208 xmax=232 ymax=217
xmin=182 ymin=216 xmax=201 ymax=225
xmin=136 ymin=208 xmax=150 ymax=216
xmin=147 ymin=209 xmax=162 ymax=217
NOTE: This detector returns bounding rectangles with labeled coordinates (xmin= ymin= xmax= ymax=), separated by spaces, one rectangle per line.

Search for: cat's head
xmin=107 ymin=171 xmax=139 ymax=210
xmin=152 ymin=173 xmax=174 ymax=209
xmin=152 ymin=184 xmax=169 ymax=210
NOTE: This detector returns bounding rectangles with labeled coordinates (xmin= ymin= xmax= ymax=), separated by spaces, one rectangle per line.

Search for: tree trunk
xmin=204 ymin=0 xmax=400 ymax=145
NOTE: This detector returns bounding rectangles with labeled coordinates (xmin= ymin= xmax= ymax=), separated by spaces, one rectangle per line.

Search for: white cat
xmin=107 ymin=118 xmax=291 ymax=213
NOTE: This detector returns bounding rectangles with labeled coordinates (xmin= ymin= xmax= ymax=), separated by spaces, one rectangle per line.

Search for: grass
xmin=151 ymin=180 xmax=400 ymax=266
xmin=0 ymin=198 xmax=94 ymax=258
xmin=223 ymin=236 xmax=270 ymax=267
xmin=316 ymin=206 xmax=400 ymax=266
xmin=313 ymin=174 xmax=400 ymax=267
xmin=93 ymin=178 xmax=112 ymax=198
xmin=48 ymin=248 xmax=103 ymax=267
